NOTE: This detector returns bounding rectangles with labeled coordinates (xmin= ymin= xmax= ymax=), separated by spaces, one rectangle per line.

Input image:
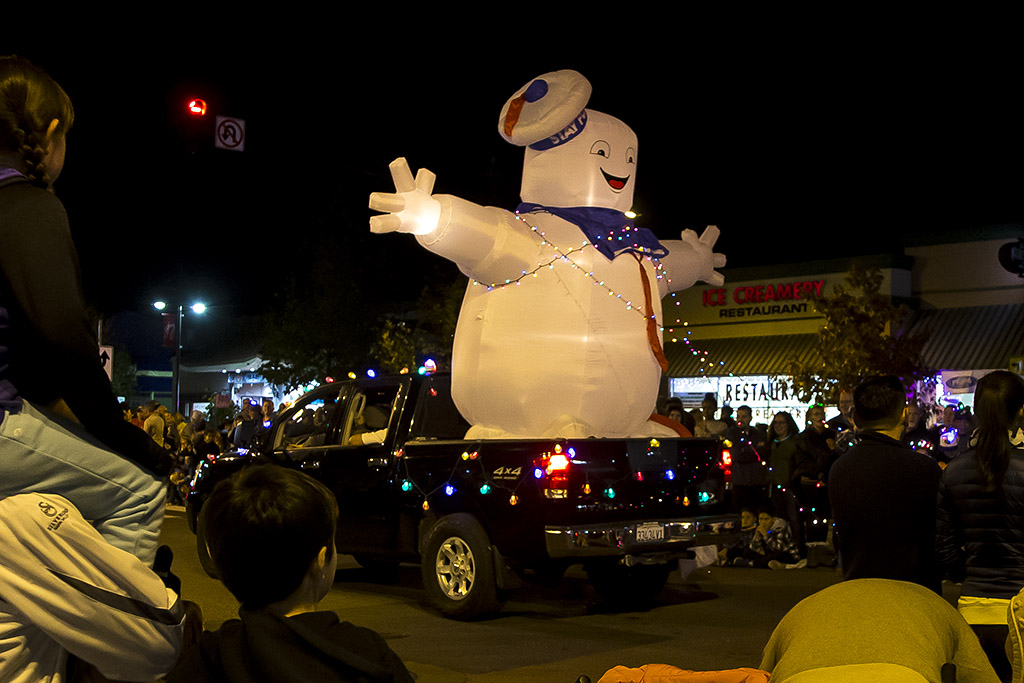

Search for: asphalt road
xmin=162 ymin=505 xmax=852 ymax=681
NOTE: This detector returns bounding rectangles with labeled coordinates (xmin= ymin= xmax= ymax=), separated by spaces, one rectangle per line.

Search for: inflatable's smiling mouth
xmin=601 ymin=169 xmax=629 ymax=192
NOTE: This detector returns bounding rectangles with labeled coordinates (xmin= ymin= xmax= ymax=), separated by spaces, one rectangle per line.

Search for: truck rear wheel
xmin=586 ymin=561 xmax=671 ymax=608
xmin=421 ymin=514 xmax=502 ymax=619
xmin=195 ymin=516 xmax=219 ymax=579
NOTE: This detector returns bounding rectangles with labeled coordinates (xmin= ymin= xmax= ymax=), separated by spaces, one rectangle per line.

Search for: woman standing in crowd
xmin=767 ymin=412 xmax=800 ymax=495
xmin=767 ymin=411 xmax=803 ymax=550
xmin=937 ymin=370 xmax=1024 ymax=682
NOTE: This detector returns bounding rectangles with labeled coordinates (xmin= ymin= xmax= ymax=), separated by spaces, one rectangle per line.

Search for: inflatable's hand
xmin=680 ymin=225 xmax=727 ymax=287
xmin=369 ymin=158 xmax=442 ymax=236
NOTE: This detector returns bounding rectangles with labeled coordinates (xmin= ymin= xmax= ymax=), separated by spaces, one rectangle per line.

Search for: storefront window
xmin=669 ymin=375 xmax=816 ymax=427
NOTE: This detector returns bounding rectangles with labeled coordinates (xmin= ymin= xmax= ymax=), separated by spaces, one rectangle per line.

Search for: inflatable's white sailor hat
xmin=498 ymin=70 xmax=592 ymax=151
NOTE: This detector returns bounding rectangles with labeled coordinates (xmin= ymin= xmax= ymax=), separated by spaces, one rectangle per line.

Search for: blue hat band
xmin=528 ymin=110 xmax=588 ymax=151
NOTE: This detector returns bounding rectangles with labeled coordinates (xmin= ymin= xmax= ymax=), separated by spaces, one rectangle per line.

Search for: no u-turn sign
xmin=215 ymin=116 xmax=246 ymax=152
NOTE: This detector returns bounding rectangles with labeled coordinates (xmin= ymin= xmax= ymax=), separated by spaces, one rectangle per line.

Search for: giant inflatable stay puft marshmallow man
xmin=369 ymin=70 xmax=725 ymax=439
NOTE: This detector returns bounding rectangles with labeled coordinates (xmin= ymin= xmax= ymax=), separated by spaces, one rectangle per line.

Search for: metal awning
xmin=908 ymin=303 xmax=1024 ymax=371
xmin=664 ymin=334 xmax=818 ymax=377
xmin=665 ymin=303 xmax=1024 ymax=378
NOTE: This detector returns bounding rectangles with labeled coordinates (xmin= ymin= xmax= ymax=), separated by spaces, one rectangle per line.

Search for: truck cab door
xmin=312 ymin=379 xmax=408 ymax=555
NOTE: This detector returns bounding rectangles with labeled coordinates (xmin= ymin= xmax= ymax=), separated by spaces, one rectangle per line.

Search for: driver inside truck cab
xmin=347 ymin=393 xmax=391 ymax=446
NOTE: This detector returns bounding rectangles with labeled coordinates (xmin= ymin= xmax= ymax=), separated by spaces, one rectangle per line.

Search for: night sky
xmin=9 ymin=24 xmax=1021 ymax=320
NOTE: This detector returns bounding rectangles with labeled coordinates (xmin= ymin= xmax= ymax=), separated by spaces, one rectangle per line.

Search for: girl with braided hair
xmin=0 ymin=55 xmax=169 ymax=565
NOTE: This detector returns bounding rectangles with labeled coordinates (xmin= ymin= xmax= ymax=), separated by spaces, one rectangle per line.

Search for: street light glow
xmin=150 ymin=299 xmax=210 ymax=413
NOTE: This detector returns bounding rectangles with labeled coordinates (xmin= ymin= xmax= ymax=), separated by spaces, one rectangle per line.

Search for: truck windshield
xmin=279 ymin=392 xmax=341 ymax=448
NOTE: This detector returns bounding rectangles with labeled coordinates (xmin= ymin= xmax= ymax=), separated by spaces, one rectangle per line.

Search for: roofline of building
xmin=720 ymin=252 xmax=916 ymax=283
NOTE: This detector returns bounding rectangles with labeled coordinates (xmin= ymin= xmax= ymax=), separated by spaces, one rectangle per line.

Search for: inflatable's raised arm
xmin=657 ymin=226 xmax=728 ymax=298
xmin=370 ymin=158 xmax=535 ymax=282
xmin=369 ymin=70 xmax=725 ymax=439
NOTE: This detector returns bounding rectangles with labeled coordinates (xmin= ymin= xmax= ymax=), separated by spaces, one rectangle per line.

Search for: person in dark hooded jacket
xmin=169 ymin=466 xmax=414 ymax=683
xmin=937 ymin=370 xmax=1024 ymax=682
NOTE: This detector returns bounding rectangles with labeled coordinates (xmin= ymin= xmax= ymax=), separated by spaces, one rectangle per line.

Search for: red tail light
xmin=547 ymin=454 xmax=570 ymax=473
xmin=533 ymin=445 xmax=573 ymax=492
xmin=720 ymin=448 xmax=733 ymax=483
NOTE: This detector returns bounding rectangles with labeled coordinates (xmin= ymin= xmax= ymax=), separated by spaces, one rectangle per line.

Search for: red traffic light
xmin=187 ymin=98 xmax=207 ymax=116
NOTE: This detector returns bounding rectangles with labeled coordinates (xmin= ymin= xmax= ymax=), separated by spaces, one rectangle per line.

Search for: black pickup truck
xmin=186 ymin=373 xmax=732 ymax=619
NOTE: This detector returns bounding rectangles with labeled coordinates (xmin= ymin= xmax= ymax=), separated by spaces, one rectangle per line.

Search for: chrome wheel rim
xmin=435 ymin=536 xmax=475 ymax=601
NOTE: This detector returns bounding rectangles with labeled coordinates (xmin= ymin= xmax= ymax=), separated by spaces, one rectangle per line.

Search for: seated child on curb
xmin=168 ymin=466 xmax=414 ymax=683
xmin=721 ymin=508 xmax=803 ymax=569
xmin=719 ymin=508 xmax=758 ymax=565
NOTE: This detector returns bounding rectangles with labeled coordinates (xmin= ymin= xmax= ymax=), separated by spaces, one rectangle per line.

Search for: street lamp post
xmin=153 ymin=300 xmax=206 ymax=414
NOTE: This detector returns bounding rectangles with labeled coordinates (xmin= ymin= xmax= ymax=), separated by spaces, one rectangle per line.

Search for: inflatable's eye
xmin=590 ymin=140 xmax=610 ymax=158
xmin=626 ymin=147 xmax=636 ymax=164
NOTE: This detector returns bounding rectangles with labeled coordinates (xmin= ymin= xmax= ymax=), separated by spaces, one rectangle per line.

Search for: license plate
xmin=635 ymin=523 xmax=665 ymax=543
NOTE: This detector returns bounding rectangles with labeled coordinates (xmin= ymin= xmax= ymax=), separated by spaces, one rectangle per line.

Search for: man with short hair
xmin=229 ymin=402 xmax=259 ymax=448
xmin=180 ymin=410 xmax=207 ymax=450
xmin=791 ymin=404 xmax=836 ymax=536
xmin=719 ymin=404 xmax=736 ymax=429
xmin=827 ymin=388 xmax=855 ymax=433
xmin=733 ymin=406 xmax=766 ymax=452
xmin=698 ymin=393 xmax=727 ymax=437
xmin=903 ymin=402 xmax=941 ymax=460
xmin=724 ymin=405 xmax=769 ymax=511
xmin=828 ymin=375 xmax=943 ymax=591
xmin=140 ymin=401 xmax=165 ymax=448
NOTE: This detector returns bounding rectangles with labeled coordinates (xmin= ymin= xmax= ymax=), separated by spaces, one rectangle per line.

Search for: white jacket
xmin=0 ymin=492 xmax=183 ymax=682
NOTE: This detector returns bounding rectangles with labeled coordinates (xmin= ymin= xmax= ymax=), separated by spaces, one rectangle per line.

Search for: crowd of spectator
xmin=662 ymin=386 xmax=981 ymax=570
xmin=123 ymin=398 xmax=274 ymax=506
xmin=8 ymin=51 xmax=1023 ymax=683
xmin=96 ymin=376 xmax=1013 ymax=680
xmin=658 ymin=372 xmax=1024 ymax=681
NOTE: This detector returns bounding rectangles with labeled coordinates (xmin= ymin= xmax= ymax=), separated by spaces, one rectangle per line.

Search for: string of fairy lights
xmin=396 ymin=446 xmax=531 ymax=510
xmin=466 ymin=212 xmax=663 ymax=327
xmin=465 ymin=210 xmax=729 ymax=378
xmin=666 ymin=293 xmax=728 ymax=378
xmin=394 ymin=440 xmax=715 ymax=511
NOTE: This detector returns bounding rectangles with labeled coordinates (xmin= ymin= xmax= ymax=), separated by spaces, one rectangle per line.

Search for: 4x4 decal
xmin=491 ymin=466 xmax=522 ymax=481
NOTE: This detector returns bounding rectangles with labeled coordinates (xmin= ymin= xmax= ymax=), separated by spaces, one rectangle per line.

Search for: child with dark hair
xmin=718 ymin=508 xmax=758 ymax=566
xmin=170 ymin=466 xmax=414 ymax=683
xmin=750 ymin=507 xmax=803 ymax=570
xmin=719 ymin=508 xmax=803 ymax=569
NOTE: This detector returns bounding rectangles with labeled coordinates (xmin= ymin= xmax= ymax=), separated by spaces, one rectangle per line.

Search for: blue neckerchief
xmin=516 ymin=203 xmax=668 ymax=261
